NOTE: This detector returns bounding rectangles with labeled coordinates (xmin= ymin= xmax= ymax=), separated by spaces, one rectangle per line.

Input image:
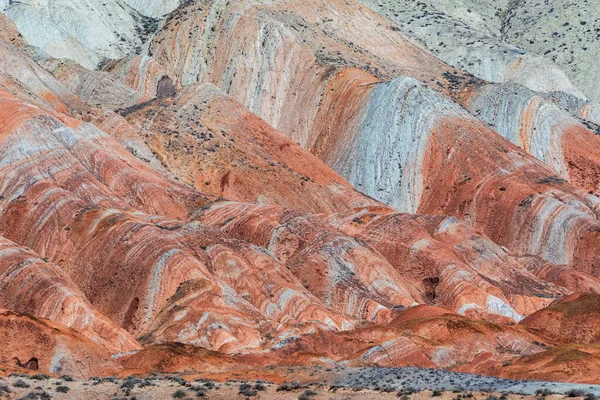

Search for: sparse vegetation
xmin=277 ymin=381 xmax=304 ymax=392
xmin=31 ymin=374 xmax=51 ymax=381
xmin=298 ymin=389 xmax=318 ymax=400
xmin=13 ymin=379 xmax=30 ymax=388
xmin=56 ymin=385 xmax=70 ymax=393
xmin=17 ymin=393 xmax=38 ymax=400
xmin=254 ymin=382 xmax=267 ymax=391
xmin=239 ymin=383 xmax=258 ymax=397
xmin=536 ymin=389 xmax=554 ymax=397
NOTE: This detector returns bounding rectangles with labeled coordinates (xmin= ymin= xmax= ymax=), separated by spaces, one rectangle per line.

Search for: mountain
xmin=1 ymin=0 xmax=600 ymax=387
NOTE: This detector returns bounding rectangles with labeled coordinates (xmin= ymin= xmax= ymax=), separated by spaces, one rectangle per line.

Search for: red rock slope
xmin=1 ymin=0 xmax=600 ymax=384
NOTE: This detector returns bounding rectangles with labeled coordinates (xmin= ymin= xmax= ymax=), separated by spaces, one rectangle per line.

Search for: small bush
xmin=536 ymin=389 xmax=553 ymax=397
xmin=254 ymin=383 xmax=267 ymax=391
xmin=567 ymin=390 xmax=587 ymax=398
xmin=56 ymin=385 xmax=70 ymax=393
xmin=585 ymin=394 xmax=598 ymax=400
xmin=60 ymin=375 xmax=74 ymax=382
xmin=239 ymin=383 xmax=258 ymax=397
xmin=433 ymin=390 xmax=443 ymax=397
xmin=398 ymin=387 xmax=417 ymax=396
xmin=298 ymin=389 xmax=318 ymax=400
xmin=169 ymin=376 xmax=187 ymax=386
xmin=277 ymin=382 xmax=303 ymax=392
xmin=14 ymin=380 xmax=30 ymax=388
xmin=173 ymin=389 xmax=187 ymax=398
xmin=0 ymin=385 xmax=11 ymax=393
xmin=140 ymin=379 xmax=156 ymax=388
xmin=92 ymin=376 xmax=117 ymax=385
xmin=17 ymin=393 xmax=37 ymax=400
xmin=121 ymin=380 xmax=136 ymax=390
xmin=31 ymin=374 xmax=51 ymax=381
xmin=39 ymin=392 xmax=51 ymax=400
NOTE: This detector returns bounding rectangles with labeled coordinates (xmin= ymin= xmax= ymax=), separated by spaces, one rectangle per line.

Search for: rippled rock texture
xmin=1 ymin=0 xmax=600 ymax=385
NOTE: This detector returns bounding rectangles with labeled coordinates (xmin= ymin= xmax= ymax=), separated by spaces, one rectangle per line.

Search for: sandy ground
xmin=1 ymin=366 xmax=600 ymax=399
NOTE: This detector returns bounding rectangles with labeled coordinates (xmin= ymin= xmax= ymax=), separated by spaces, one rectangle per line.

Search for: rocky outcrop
xmin=102 ymin=55 xmax=173 ymax=100
xmin=0 ymin=309 xmax=122 ymax=377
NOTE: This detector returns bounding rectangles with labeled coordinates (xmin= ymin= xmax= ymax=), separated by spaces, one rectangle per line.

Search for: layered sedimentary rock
xmin=119 ymin=82 xmax=377 ymax=214
xmin=502 ymin=0 xmax=600 ymax=102
xmin=102 ymin=55 xmax=174 ymax=99
xmin=0 ymin=14 xmax=27 ymax=49
xmin=40 ymin=58 xmax=147 ymax=109
xmin=0 ymin=237 xmax=140 ymax=355
xmin=542 ymin=91 xmax=600 ymax=126
xmin=0 ymin=39 xmax=84 ymax=114
xmin=0 ymin=309 xmax=122 ymax=377
xmin=2 ymin=0 xmax=600 ymax=385
xmin=144 ymin=0 xmax=600 ymax=275
xmin=121 ymin=0 xmax=181 ymax=18
xmin=464 ymin=82 xmax=600 ymax=193
xmin=520 ymin=293 xmax=600 ymax=345
xmin=518 ymin=256 xmax=600 ymax=295
xmin=2 ymin=0 xmax=158 ymax=69
xmin=491 ymin=344 xmax=600 ymax=384
xmin=263 ymin=305 xmax=547 ymax=373
xmin=358 ymin=0 xmax=584 ymax=98
xmin=325 ymin=207 xmax=565 ymax=320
